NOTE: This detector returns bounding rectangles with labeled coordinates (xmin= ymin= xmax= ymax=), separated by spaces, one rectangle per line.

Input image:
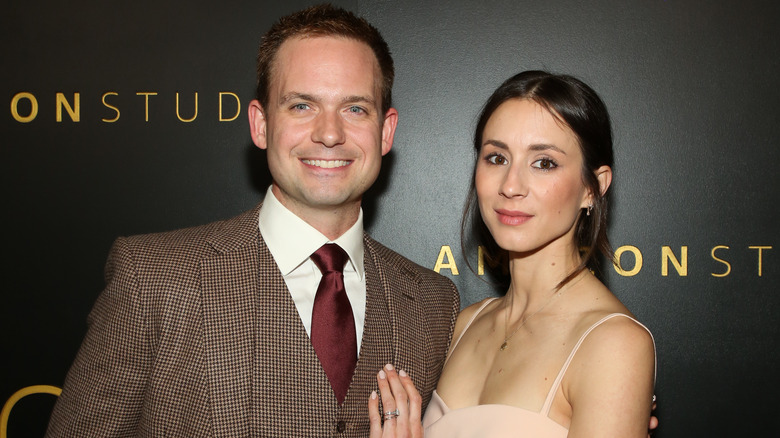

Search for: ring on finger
xmin=383 ymin=409 xmax=400 ymax=420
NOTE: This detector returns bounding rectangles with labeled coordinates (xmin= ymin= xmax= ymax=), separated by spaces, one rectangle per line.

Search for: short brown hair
xmin=256 ymin=4 xmax=394 ymax=114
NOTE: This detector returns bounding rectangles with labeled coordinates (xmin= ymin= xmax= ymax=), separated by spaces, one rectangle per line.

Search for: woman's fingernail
xmin=385 ymin=363 xmax=394 ymax=371
xmin=379 ymin=370 xmax=386 ymax=379
xmin=371 ymin=390 xmax=377 ymax=399
xmin=399 ymin=369 xmax=407 ymax=377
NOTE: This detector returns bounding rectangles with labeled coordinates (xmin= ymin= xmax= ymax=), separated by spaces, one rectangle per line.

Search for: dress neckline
xmin=440 ymin=299 xmax=654 ymax=417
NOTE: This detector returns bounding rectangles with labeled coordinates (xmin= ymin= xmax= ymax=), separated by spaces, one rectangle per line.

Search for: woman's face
xmin=475 ymin=98 xmax=590 ymax=255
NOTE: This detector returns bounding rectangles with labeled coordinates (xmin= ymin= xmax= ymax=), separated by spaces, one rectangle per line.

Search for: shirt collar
xmin=258 ymin=186 xmax=365 ymax=279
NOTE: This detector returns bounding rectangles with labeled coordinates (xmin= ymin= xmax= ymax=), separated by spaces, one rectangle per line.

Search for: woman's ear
xmin=581 ymin=165 xmax=613 ymax=210
xmin=595 ymin=165 xmax=613 ymax=196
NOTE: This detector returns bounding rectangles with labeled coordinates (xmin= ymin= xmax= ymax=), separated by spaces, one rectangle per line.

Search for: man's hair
xmin=256 ymin=4 xmax=394 ymax=114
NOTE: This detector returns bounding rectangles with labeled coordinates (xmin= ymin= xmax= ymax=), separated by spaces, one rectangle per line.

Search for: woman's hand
xmin=648 ymin=395 xmax=658 ymax=436
xmin=368 ymin=364 xmax=424 ymax=438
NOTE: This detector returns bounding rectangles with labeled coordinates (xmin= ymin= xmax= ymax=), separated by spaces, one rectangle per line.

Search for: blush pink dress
xmin=423 ymin=298 xmax=655 ymax=437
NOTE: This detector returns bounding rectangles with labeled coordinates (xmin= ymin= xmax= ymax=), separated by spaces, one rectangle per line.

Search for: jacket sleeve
xmin=46 ymin=237 xmax=151 ymax=437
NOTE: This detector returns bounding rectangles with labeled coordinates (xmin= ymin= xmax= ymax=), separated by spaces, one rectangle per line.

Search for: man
xmin=46 ymin=5 xmax=459 ymax=437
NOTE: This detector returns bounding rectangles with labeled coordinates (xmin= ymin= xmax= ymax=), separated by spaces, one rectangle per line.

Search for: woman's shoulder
xmin=451 ymin=297 xmax=501 ymax=344
xmin=570 ymin=278 xmax=654 ymax=350
xmin=579 ymin=312 xmax=654 ymax=350
xmin=461 ymin=296 xmax=500 ymax=318
xmin=561 ymin=311 xmax=657 ymax=433
xmin=564 ymin=281 xmax=655 ymax=380
xmin=569 ymin=311 xmax=656 ymax=383
xmin=457 ymin=296 xmax=500 ymax=324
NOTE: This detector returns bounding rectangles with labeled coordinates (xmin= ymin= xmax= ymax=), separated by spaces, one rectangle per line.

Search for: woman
xmin=369 ymin=70 xmax=656 ymax=437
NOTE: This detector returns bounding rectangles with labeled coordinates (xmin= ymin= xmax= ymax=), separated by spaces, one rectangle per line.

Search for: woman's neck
xmin=505 ymin=240 xmax=584 ymax=309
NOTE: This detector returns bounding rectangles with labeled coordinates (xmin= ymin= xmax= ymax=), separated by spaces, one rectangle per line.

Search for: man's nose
xmin=312 ymin=110 xmax=346 ymax=147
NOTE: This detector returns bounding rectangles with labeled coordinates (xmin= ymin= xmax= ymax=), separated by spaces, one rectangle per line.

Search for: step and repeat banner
xmin=3 ymin=1 xmax=777 ymax=436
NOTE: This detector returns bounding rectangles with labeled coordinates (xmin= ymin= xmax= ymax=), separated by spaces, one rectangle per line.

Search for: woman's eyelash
xmin=484 ymin=153 xmax=508 ymax=165
xmin=531 ymin=157 xmax=559 ymax=170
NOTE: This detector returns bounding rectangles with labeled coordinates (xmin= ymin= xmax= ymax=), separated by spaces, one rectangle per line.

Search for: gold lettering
xmin=749 ymin=246 xmax=772 ymax=277
xmin=136 ymin=92 xmax=158 ymax=122
xmin=10 ymin=92 xmax=38 ymax=123
xmin=434 ymin=245 xmax=459 ymax=275
xmin=711 ymin=245 xmax=731 ymax=277
xmin=176 ymin=92 xmax=198 ymax=122
xmin=219 ymin=92 xmax=241 ymax=121
xmin=101 ymin=92 xmax=120 ymax=123
xmin=477 ymin=246 xmax=508 ymax=276
xmin=1 ymin=385 xmax=61 ymax=437
xmin=613 ymin=245 xmax=643 ymax=276
xmin=55 ymin=92 xmax=80 ymax=122
xmin=477 ymin=246 xmax=486 ymax=276
xmin=661 ymin=246 xmax=688 ymax=276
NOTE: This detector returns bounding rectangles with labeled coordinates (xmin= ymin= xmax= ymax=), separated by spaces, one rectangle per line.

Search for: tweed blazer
xmin=46 ymin=204 xmax=460 ymax=437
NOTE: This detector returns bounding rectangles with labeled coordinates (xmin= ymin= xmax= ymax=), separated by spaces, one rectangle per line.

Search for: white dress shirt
xmin=258 ymin=187 xmax=367 ymax=353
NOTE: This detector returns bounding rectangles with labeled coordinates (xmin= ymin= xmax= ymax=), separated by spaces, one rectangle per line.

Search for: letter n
xmin=56 ymin=92 xmax=80 ymax=122
xmin=662 ymin=246 xmax=688 ymax=276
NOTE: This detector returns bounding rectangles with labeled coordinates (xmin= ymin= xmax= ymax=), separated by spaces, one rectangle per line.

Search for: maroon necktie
xmin=310 ymin=244 xmax=357 ymax=404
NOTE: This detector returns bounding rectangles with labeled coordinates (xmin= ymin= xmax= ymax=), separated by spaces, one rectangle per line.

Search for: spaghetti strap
xmin=541 ymin=313 xmax=656 ymax=415
xmin=445 ymin=298 xmax=498 ymax=365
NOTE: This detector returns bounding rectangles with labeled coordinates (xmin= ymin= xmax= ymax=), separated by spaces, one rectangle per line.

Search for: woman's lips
xmin=495 ymin=209 xmax=533 ymax=226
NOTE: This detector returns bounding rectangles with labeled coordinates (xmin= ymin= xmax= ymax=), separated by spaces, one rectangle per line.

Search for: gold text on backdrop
xmin=9 ymin=91 xmax=241 ymax=123
xmin=433 ymin=245 xmax=773 ymax=277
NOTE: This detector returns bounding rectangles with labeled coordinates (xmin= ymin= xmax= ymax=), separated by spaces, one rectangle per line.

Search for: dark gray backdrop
xmin=2 ymin=1 xmax=778 ymax=436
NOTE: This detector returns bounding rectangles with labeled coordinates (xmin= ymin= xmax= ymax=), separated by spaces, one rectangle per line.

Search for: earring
xmin=586 ymin=204 xmax=593 ymax=216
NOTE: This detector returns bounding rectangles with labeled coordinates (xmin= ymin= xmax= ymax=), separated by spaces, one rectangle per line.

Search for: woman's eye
xmin=531 ymin=158 xmax=557 ymax=170
xmin=486 ymin=154 xmax=508 ymax=165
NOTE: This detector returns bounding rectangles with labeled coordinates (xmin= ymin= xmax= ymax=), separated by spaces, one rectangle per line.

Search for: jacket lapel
xmin=376 ymin=244 xmax=430 ymax=393
xmin=253 ymin=235 xmax=338 ymax=435
xmin=200 ymin=206 xmax=261 ymax=437
xmin=349 ymin=236 xmax=429 ymax=406
xmin=344 ymin=240 xmax=394 ymax=411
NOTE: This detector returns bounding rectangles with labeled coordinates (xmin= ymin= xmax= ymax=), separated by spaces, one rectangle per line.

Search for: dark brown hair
xmin=462 ymin=70 xmax=614 ymax=287
xmin=255 ymin=4 xmax=394 ymax=114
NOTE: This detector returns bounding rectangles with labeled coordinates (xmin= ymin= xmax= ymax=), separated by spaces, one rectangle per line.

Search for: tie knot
xmin=311 ymin=244 xmax=348 ymax=274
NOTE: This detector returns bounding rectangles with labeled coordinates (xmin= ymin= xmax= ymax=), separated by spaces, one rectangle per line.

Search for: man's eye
xmin=531 ymin=158 xmax=558 ymax=170
xmin=347 ymin=106 xmax=366 ymax=114
xmin=292 ymin=103 xmax=309 ymax=111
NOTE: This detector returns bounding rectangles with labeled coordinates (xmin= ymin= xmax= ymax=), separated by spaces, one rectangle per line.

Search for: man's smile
xmin=301 ymin=159 xmax=352 ymax=168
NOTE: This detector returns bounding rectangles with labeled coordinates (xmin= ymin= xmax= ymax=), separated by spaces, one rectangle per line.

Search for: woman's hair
xmin=462 ymin=70 xmax=614 ymax=287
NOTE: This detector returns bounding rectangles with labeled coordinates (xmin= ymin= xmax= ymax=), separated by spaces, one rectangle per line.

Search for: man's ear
xmin=380 ymin=108 xmax=399 ymax=156
xmin=248 ymin=99 xmax=267 ymax=150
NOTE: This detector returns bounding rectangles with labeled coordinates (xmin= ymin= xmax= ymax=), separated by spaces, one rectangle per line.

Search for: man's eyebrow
xmin=341 ymin=95 xmax=376 ymax=106
xmin=279 ymin=92 xmax=315 ymax=105
xmin=278 ymin=93 xmax=377 ymax=107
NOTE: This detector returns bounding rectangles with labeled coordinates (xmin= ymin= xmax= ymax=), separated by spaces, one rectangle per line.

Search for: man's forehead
xmin=269 ymin=36 xmax=383 ymax=102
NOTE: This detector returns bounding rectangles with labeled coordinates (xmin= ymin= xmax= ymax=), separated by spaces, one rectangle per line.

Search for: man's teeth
xmin=303 ymin=159 xmax=350 ymax=168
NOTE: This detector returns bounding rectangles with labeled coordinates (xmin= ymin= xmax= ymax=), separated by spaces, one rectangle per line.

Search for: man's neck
xmin=271 ymin=186 xmax=361 ymax=240
xmin=298 ymin=209 xmax=360 ymax=241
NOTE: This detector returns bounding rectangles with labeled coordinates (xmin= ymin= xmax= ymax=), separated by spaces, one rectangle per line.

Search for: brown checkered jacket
xmin=46 ymin=204 xmax=460 ymax=437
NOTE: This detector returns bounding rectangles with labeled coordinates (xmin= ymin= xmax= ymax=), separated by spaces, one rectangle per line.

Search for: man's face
xmin=249 ymin=36 xmax=397 ymax=225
